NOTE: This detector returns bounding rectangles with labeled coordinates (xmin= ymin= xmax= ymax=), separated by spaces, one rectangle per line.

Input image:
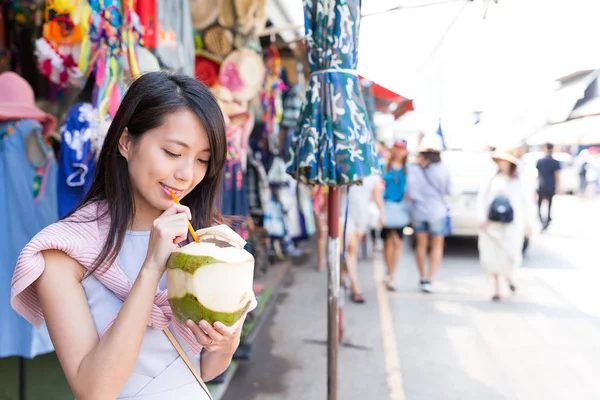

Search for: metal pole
xmin=19 ymin=356 xmax=26 ymax=400
xmin=326 ymin=187 xmax=340 ymax=400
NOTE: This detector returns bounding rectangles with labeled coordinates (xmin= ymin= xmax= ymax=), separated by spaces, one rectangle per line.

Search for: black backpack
xmin=488 ymin=195 xmax=514 ymax=223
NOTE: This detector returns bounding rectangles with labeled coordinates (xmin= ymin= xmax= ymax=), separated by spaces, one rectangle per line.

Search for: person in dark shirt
xmin=536 ymin=143 xmax=561 ymax=229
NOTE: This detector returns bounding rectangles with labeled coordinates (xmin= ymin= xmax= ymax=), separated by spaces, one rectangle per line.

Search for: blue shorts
xmin=412 ymin=217 xmax=447 ymax=236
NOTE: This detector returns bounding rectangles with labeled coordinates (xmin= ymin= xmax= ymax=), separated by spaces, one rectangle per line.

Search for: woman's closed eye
xmin=163 ymin=149 xmax=181 ymax=158
xmin=164 ymin=149 xmax=209 ymax=165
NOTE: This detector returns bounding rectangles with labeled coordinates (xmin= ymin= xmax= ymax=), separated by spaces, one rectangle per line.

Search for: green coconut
xmin=167 ymin=230 xmax=255 ymax=327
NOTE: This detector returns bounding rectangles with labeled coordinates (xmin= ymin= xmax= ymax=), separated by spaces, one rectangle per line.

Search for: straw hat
xmin=190 ymin=0 xmax=220 ymax=30
xmin=219 ymin=48 xmax=266 ymax=102
xmin=491 ymin=150 xmax=518 ymax=166
xmin=0 ymin=72 xmax=56 ymax=136
xmin=218 ymin=0 xmax=237 ymax=29
xmin=210 ymin=84 xmax=248 ymax=118
xmin=202 ymin=25 xmax=234 ymax=59
xmin=418 ymin=134 xmax=444 ymax=153
xmin=195 ymin=55 xmax=220 ymax=87
xmin=219 ymin=0 xmax=268 ymax=36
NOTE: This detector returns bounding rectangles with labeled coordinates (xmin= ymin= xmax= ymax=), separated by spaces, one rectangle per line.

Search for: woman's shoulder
xmin=12 ymin=201 xmax=106 ymax=327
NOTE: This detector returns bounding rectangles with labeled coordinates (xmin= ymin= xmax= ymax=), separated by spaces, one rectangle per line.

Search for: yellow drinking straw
xmin=169 ymin=190 xmax=200 ymax=243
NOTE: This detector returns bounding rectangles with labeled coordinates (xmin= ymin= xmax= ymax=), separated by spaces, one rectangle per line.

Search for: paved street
xmin=224 ymin=195 xmax=600 ymax=400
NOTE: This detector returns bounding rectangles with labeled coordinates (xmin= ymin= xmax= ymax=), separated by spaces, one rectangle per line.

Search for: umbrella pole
xmin=19 ymin=356 xmax=26 ymax=400
xmin=326 ymin=186 xmax=340 ymax=400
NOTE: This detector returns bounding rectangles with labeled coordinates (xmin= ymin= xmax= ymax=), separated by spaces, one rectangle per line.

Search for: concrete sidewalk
xmin=224 ymin=232 xmax=600 ymax=400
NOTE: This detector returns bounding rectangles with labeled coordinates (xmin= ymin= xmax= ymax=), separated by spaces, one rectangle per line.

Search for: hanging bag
xmin=383 ymin=200 xmax=410 ymax=228
xmin=164 ymin=328 xmax=214 ymax=400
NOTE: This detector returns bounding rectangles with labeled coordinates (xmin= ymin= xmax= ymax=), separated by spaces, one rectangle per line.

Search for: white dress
xmin=81 ymin=230 xmax=210 ymax=399
xmin=476 ymin=174 xmax=533 ymax=277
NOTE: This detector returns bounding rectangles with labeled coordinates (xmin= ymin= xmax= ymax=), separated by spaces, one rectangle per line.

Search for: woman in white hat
xmin=405 ymin=135 xmax=451 ymax=293
xmin=477 ymin=150 xmax=534 ymax=301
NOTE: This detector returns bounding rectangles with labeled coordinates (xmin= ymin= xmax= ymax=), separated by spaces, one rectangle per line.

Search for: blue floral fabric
xmin=58 ymin=103 xmax=98 ymax=218
xmin=286 ymin=0 xmax=379 ymax=186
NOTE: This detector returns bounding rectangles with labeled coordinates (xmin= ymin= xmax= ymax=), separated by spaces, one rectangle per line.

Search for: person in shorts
xmin=405 ymin=135 xmax=452 ymax=293
xmin=340 ymin=174 xmax=383 ymax=303
xmin=381 ymin=140 xmax=409 ymax=291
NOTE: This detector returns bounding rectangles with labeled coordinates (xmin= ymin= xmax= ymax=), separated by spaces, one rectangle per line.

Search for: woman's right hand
xmin=143 ymin=204 xmax=192 ymax=274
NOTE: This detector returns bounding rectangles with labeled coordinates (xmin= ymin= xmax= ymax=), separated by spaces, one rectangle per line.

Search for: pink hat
xmin=0 ymin=72 xmax=56 ymax=137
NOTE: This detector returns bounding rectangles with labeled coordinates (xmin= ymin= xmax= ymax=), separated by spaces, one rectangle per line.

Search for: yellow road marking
xmin=373 ymin=256 xmax=406 ymax=400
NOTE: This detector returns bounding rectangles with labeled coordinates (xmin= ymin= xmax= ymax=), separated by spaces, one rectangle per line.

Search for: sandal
xmin=350 ymin=292 xmax=365 ymax=303
xmin=384 ymin=276 xmax=396 ymax=291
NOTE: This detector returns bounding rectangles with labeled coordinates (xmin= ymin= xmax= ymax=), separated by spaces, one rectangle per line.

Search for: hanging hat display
xmin=0 ymin=72 xmax=57 ymax=137
xmin=219 ymin=48 xmax=266 ymax=102
xmin=236 ymin=0 xmax=268 ymax=36
xmin=195 ymin=55 xmax=220 ymax=86
xmin=202 ymin=25 xmax=234 ymax=59
xmin=211 ymin=84 xmax=248 ymax=118
xmin=190 ymin=0 xmax=221 ymax=30
xmin=219 ymin=0 xmax=267 ymax=37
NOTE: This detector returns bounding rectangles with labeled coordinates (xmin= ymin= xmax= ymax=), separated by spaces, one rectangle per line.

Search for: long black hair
xmin=67 ymin=72 xmax=227 ymax=272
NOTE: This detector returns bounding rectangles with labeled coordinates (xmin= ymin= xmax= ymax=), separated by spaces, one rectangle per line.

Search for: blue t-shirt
xmin=57 ymin=103 xmax=97 ymax=218
xmin=0 ymin=119 xmax=56 ymax=358
xmin=383 ymin=167 xmax=406 ymax=202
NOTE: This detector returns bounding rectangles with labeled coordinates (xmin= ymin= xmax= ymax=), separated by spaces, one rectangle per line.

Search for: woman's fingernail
xmin=186 ymin=320 xmax=194 ymax=328
xmin=200 ymin=321 xmax=210 ymax=329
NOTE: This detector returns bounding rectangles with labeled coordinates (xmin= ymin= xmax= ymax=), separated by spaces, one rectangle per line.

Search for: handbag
xmin=164 ymin=328 xmax=214 ymax=400
xmin=421 ymin=166 xmax=453 ymax=235
xmin=367 ymin=202 xmax=381 ymax=230
xmin=383 ymin=200 xmax=410 ymax=228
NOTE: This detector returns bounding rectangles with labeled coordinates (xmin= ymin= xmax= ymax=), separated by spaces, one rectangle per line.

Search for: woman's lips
xmin=160 ymin=183 xmax=184 ymax=198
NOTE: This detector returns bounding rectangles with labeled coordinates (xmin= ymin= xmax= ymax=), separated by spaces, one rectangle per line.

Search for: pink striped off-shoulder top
xmin=11 ymin=201 xmax=204 ymax=354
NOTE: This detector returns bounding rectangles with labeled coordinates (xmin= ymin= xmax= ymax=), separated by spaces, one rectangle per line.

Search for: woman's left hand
xmin=186 ymin=314 xmax=247 ymax=355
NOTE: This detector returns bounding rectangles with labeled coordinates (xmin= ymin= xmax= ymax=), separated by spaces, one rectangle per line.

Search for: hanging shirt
xmin=155 ymin=0 xmax=195 ymax=77
xmin=0 ymin=119 xmax=57 ymax=358
xmin=57 ymin=103 xmax=97 ymax=218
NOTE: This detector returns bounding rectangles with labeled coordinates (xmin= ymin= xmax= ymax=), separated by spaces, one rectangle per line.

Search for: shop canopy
xmin=359 ymin=76 xmax=414 ymax=119
xmin=526 ymin=115 xmax=600 ymax=146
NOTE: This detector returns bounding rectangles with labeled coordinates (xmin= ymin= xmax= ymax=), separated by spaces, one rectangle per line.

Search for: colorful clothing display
xmin=57 ymin=102 xmax=98 ymax=218
xmin=0 ymin=119 xmax=57 ymax=358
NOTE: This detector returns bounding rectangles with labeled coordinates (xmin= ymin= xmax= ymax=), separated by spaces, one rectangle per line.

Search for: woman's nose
xmin=174 ymin=158 xmax=194 ymax=182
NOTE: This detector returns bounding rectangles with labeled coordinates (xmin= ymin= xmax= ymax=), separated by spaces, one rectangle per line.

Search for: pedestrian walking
xmin=341 ymin=174 xmax=384 ymax=303
xmin=536 ymin=142 xmax=561 ymax=230
xmin=381 ymin=140 xmax=410 ymax=291
xmin=368 ymin=141 xmax=389 ymax=252
xmin=405 ymin=135 xmax=452 ymax=293
xmin=477 ymin=150 xmax=534 ymax=301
